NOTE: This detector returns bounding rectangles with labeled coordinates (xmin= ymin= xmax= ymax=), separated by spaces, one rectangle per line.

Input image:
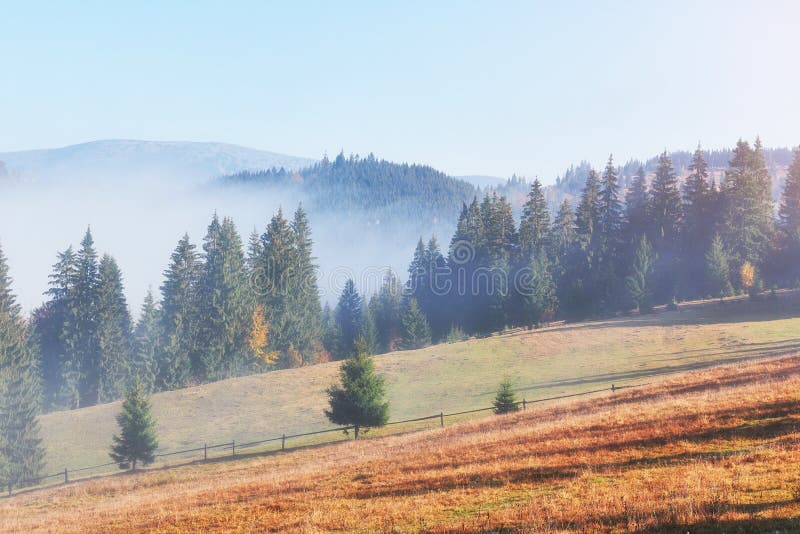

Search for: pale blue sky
xmin=1 ymin=0 xmax=798 ymax=181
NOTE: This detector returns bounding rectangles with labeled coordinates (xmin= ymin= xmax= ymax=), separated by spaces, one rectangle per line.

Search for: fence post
xmin=522 ymin=398 xmax=527 ymax=411
xmin=64 ymin=468 xmax=68 ymax=484
xmin=440 ymin=412 xmax=444 ymax=428
xmin=204 ymin=443 xmax=207 ymax=461
xmin=611 ymin=384 xmax=616 ymax=392
xmin=281 ymin=434 xmax=286 ymax=451
xmin=7 ymin=483 xmax=11 ymax=497
xmin=232 ymin=440 xmax=235 ymax=457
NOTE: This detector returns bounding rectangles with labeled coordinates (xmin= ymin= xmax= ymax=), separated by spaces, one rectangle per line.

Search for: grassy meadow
xmin=4 ymin=348 xmax=800 ymax=531
xmin=36 ymin=291 xmax=800 ymax=478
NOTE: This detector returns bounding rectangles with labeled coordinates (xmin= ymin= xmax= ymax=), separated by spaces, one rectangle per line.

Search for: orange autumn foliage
xmin=248 ymin=305 xmax=278 ymax=365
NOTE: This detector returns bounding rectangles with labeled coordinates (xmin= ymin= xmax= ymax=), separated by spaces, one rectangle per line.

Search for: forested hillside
xmin=220 ymin=152 xmax=475 ymax=226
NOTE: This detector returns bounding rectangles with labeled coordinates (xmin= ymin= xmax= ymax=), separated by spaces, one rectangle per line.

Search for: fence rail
xmin=4 ymin=382 xmax=644 ymax=496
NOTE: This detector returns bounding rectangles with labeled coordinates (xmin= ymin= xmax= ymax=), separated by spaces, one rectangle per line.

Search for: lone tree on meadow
xmin=493 ymin=379 xmax=520 ymax=414
xmin=110 ymin=380 xmax=159 ymax=470
xmin=324 ymin=339 xmax=389 ymax=439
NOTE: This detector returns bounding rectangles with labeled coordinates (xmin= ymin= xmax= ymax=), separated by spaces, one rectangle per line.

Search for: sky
xmin=1 ymin=0 xmax=799 ymax=182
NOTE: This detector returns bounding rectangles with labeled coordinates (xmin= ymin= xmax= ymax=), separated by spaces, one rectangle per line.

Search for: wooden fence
xmin=5 ymin=382 xmax=643 ymax=496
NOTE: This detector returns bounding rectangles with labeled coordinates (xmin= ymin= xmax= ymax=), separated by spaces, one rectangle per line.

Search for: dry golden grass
xmin=4 ymin=353 xmax=800 ymax=532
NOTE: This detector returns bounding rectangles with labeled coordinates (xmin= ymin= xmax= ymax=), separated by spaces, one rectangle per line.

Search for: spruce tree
xmin=625 ymin=235 xmax=656 ymax=313
xmin=288 ymin=205 xmax=323 ymax=361
xmin=0 ymin=243 xmax=45 ymax=488
xmin=158 ymin=234 xmax=199 ymax=390
xmin=334 ymin=279 xmax=362 ymax=359
xmin=520 ymin=255 xmax=557 ymax=327
xmin=400 ymin=298 xmax=432 ymax=350
xmin=518 ymin=178 xmax=550 ymax=261
xmin=705 ymin=234 xmax=734 ymax=299
xmin=493 ymin=379 xmax=520 ymax=414
xmin=132 ymin=290 xmax=159 ymax=393
xmin=195 ymin=215 xmax=251 ymax=380
xmin=359 ymin=299 xmax=379 ymax=356
xmin=110 ymin=380 xmax=158 ymax=470
xmin=324 ymin=340 xmax=389 ymax=440
xmin=721 ymin=139 xmax=774 ymax=279
xmin=596 ymin=155 xmax=624 ymax=310
xmin=681 ymin=145 xmax=713 ymax=298
xmin=649 ymin=151 xmax=682 ymax=302
xmin=778 ymin=147 xmax=800 ymax=283
xmin=95 ymin=254 xmax=133 ymax=403
xmin=370 ymin=271 xmax=403 ymax=353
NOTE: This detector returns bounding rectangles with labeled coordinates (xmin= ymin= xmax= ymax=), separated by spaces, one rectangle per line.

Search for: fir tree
xmin=288 ymin=205 xmax=323 ymax=362
xmin=0 ymin=243 xmax=45 ymax=488
xmin=324 ymin=340 xmax=389 ymax=440
xmin=705 ymin=234 xmax=734 ymax=298
xmin=158 ymin=234 xmax=199 ymax=390
xmin=109 ymin=380 xmax=158 ymax=470
xmin=132 ymin=290 xmax=159 ymax=393
xmin=649 ymin=151 xmax=682 ymax=302
xmin=95 ymin=255 xmax=133 ymax=403
xmin=625 ymin=235 xmax=656 ymax=313
xmin=334 ymin=279 xmax=362 ymax=359
xmin=359 ymin=299 xmax=379 ymax=356
xmin=493 ymin=379 xmax=519 ymax=414
xmin=518 ymin=178 xmax=550 ymax=261
xmin=369 ymin=271 xmax=403 ymax=353
xmin=596 ymin=155 xmax=624 ymax=310
xmin=400 ymin=298 xmax=432 ymax=350
xmin=778 ymin=147 xmax=800 ymax=283
xmin=721 ymin=139 xmax=774 ymax=278
xmin=681 ymin=145 xmax=713 ymax=297
xmin=195 ymin=215 xmax=251 ymax=380
xmin=520 ymin=255 xmax=557 ymax=327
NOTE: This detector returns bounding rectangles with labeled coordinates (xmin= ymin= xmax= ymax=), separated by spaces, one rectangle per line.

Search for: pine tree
xmin=287 ymin=205 xmax=323 ymax=362
xmin=705 ymin=234 xmax=734 ymax=299
xmin=334 ymin=279 xmax=362 ymax=359
xmin=548 ymin=199 xmax=575 ymax=281
xmin=520 ymin=255 xmax=557 ymax=327
xmin=34 ymin=246 xmax=78 ymax=409
xmin=109 ymin=380 xmax=158 ymax=470
xmin=596 ymin=155 xmax=624 ymax=310
xmin=158 ymin=234 xmax=199 ymax=390
xmin=492 ymin=379 xmax=519 ymax=414
xmin=400 ymin=298 xmax=432 ymax=350
xmin=95 ymin=254 xmax=133 ymax=403
xmin=324 ymin=340 xmax=389 ymax=440
xmin=132 ymin=290 xmax=159 ymax=393
xmin=649 ymin=151 xmax=682 ymax=302
xmin=518 ymin=178 xmax=550 ymax=261
xmin=625 ymin=235 xmax=656 ymax=313
xmin=721 ymin=139 xmax=774 ymax=280
xmin=624 ymin=166 xmax=650 ymax=244
xmin=359 ymin=300 xmax=379 ymax=355
xmin=448 ymin=198 xmax=484 ymax=331
xmin=370 ymin=271 xmax=403 ymax=353
xmin=66 ymin=228 xmax=100 ymax=407
xmin=195 ymin=215 xmax=251 ymax=380
xmin=778 ymin=147 xmax=800 ymax=283
xmin=681 ymin=145 xmax=713 ymax=298
xmin=0 ymin=243 xmax=45 ymax=488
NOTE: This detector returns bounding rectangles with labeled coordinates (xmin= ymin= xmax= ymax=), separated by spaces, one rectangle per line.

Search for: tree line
xmin=328 ymin=139 xmax=800 ymax=352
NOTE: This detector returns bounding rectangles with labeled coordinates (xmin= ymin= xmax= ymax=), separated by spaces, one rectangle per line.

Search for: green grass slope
xmin=39 ymin=292 xmax=800 ymax=475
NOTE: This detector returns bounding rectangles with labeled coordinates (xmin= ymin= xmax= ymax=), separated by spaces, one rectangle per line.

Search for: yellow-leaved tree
xmin=248 ymin=305 xmax=278 ymax=366
xmin=740 ymin=261 xmax=756 ymax=291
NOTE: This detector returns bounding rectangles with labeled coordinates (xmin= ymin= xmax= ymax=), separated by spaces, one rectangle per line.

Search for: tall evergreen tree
xmin=625 ymin=235 xmax=656 ymax=312
xmin=721 ymin=139 xmax=774 ymax=281
xmin=158 ymin=234 xmax=199 ymax=390
xmin=288 ymin=205 xmax=323 ymax=362
xmin=95 ymin=254 xmax=133 ymax=403
xmin=681 ymin=145 xmax=713 ymax=297
xmin=705 ymin=234 xmax=734 ymax=298
xmin=195 ymin=215 xmax=251 ymax=380
xmin=649 ymin=151 xmax=682 ymax=302
xmin=518 ymin=178 xmax=550 ymax=260
xmin=596 ymin=155 xmax=624 ymax=310
xmin=0 ymin=243 xmax=45 ymax=488
xmin=519 ymin=255 xmax=557 ymax=326
xmin=778 ymin=147 xmax=800 ymax=283
xmin=132 ymin=290 xmax=159 ymax=393
xmin=369 ymin=271 xmax=403 ymax=353
xmin=400 ymin=298 xmax=432 ymax=350
xmin=334 ymin=279 xmax=362 ymax=359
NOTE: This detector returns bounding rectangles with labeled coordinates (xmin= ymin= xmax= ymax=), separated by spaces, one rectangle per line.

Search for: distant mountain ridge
xmin=0 ymin=139 xmax=316 ymax=185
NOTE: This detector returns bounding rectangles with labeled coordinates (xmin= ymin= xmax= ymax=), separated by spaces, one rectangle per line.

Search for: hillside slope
xmin=4 ymin=348 xmax=800 ymax=532
xmin=35 ymin=292 xmax=800 ymax=475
